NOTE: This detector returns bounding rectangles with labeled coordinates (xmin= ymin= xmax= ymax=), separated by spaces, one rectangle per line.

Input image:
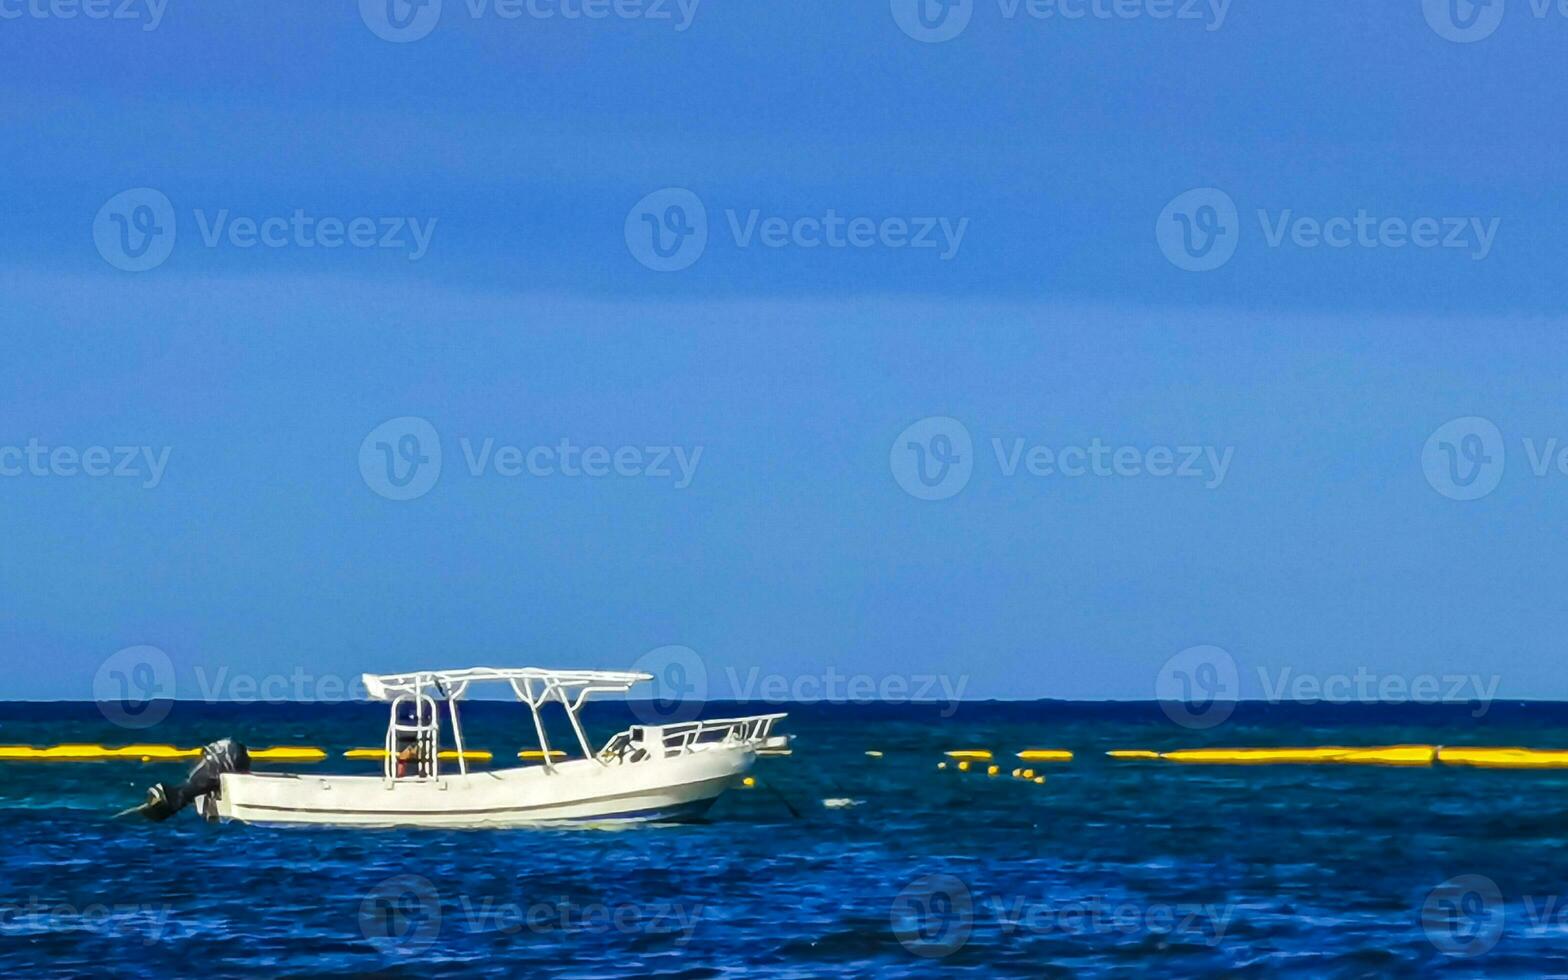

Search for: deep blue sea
xmin=5 ymin=700 xmax=1568 ymax=976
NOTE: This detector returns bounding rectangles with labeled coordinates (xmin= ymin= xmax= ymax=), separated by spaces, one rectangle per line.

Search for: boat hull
xmin=213 ymin=746 xmax=754 ymax=829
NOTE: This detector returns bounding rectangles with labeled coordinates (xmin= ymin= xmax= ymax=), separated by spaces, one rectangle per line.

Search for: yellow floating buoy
xmin=1033 ymin=776 xmax=1045 ymax=784
xmin=741 ymin=776 xmax=756 ymax=788
xmin=1438 ymin=747 xmax=1568 ymax=769
xmin=0 ymin=744 xmax=329 ymax=763
xmin=1022 ymin=768 xmax=1035 ymax=779
xmin=1010 ymin=768 xmax=1021 ymax=778
xmin=1160 ymin=747 xmax=1347 ymax=764
xmin=1335 ymin=745 xmax=1435 ymax=766
xmin=248 ymin=747 xmax=328 ymax=763
xmin=957 ymin=760 xmax=971 ymax=772
xmin=944 ymin=750 xmax=993 ymax=761
xmin=1016 ymin=750 xmax=1073 ymax=762
xmin=937 ymin=761 xmax=948 ymax=769
xmin=1158 ymin=746 xmax=1437 ymax=766
xmin=0 ymin=744 xmax=199 ymax=761
xmin=1106 ymin=750 xmax=1160 ymax=760
xmin=119 ymin=744 xmax=201 ymax=760
xmin=865 ymin=750 xmax=884 ymax=757
xmin=344 ymin=748 xmax=493 ymax=762
xmin=986 ymin=764 xmax=1000 ymax=776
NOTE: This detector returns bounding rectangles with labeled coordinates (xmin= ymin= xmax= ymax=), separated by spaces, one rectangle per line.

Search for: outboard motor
xmin=135 ymin=738 xmax=250 ymax=822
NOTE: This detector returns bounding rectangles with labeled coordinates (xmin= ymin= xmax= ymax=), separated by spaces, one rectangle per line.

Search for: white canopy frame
xmin=363 ymin=667 xmax=653 ymax=776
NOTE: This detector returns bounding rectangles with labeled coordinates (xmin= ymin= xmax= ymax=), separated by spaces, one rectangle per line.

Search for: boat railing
xmin=598 ymin=713 xmax=787 ymax=764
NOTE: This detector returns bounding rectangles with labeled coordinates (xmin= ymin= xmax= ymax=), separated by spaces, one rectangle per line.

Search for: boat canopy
xmin=362 ymin=667 xmax=652 ymax=704
xmin=362 ymin=667 xmax=654 ymax=779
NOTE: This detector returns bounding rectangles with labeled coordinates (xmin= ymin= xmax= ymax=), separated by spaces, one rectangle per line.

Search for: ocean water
xmin=4 ymin=699 xmax=1568 ymax=976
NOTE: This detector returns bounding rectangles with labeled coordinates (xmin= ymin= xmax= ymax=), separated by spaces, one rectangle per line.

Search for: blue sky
xmin=2 ymin=2 xmax=1566 ymax=701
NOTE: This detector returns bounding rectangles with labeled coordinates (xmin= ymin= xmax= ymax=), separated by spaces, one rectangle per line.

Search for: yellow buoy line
xmin=0 ymin=745 xmax=554 ymax=764
xmin=0 ymin=744 xmax=327 ymax=762
xmin=935 ymin=746 xmax=1568 ymax=770
xmin=9 ymin=743 xmax=1568 ymax=771
xmin=343 ymin=749 xmax=495 ymax=762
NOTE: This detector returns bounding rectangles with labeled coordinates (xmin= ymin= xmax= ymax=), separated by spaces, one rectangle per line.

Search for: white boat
xmin=198 ymin=667 xmax=790 ymax=829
